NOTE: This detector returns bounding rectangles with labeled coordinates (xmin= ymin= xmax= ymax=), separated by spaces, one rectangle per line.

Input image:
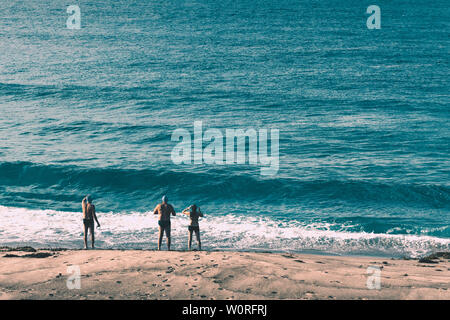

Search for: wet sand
xmin=0 ymin=248 xmax=448 ymax=300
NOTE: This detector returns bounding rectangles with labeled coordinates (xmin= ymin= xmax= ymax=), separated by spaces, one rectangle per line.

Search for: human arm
xmin=82 ymin=198 xmax=87 ymax=214
xmin=92 ymin=205 xmax=100 ymax=228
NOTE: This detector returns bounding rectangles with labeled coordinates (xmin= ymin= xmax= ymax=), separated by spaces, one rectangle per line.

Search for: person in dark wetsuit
xmin=82 ymin=195 xmax=100 ymax=249
xmin=182 ymin=204 xmax=203 ymax=251
xmin=153 ymin=195 xmax=176 ymax=250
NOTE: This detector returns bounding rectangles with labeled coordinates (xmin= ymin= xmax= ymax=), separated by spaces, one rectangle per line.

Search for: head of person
xmin=86 ymin=195 xmax=93 ymax=204
xmin=191 ymin=204 xmax=197 ymax=212
xmin=162 ymin=195 xmax=168 ymax=204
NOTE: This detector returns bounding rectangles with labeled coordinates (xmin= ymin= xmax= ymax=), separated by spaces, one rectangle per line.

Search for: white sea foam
xmin=0 ymin=206 xmax=448 ymax=258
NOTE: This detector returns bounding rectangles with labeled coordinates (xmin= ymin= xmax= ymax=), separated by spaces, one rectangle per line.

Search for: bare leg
xmin=166 ymin=227 xmax=171 ymax=251
xmin=195 ymin=229 xmax=201 ymax=251
xmin=158 ymin=227 xmax=164 ymax=250
xmin=188 ymin=229 xmax=193 ymax=250
xmin=83 ymin=223 xmax=89 ymax=249
xmin=90 ymin=225 xmax=95 ymax=249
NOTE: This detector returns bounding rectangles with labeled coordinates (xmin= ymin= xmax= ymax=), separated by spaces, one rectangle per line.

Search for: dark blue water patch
xmin=0 ymin=161 xmax=448 ymax=211
xmin=0 ymin=82 xmax=162 ymax=103
xmin=39 ymin=120 xmax=168 ymax=137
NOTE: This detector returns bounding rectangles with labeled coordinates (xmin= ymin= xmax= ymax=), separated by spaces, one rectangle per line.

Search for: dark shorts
xmin=188 ymin=226 xmax=200 ymax=233
xmin=83 ymin=219 xmax=94 ymax=229
xmin=158 ymin=220 xmax=171 ymax=229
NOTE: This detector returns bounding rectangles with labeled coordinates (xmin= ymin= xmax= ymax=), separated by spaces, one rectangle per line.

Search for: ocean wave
xmin=0 ymin=206 xmax=448 ymax=258
xmin=0 ymin=161 xmax=448 ymax=209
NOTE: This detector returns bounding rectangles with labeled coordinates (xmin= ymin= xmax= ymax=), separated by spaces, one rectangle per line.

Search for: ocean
xmin=0 ymin=0 xmax=448 ymax=257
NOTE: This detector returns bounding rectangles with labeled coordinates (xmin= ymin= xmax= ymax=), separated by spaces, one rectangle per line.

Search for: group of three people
xmin=81 ymin=195 xmax=203 ymax=251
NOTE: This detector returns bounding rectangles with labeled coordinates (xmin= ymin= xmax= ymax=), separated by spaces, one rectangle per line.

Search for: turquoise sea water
xmin=0 ymin=1 xmax=448 ymax=257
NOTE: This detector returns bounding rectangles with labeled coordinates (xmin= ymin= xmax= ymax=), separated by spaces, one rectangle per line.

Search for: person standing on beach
xmin=82 ymin=195 xmax=100 ymax=249
xmin=153 ymin=195 xmax=176 ymax=250
xmin=182 ymin=204 xmax=203 ymax=251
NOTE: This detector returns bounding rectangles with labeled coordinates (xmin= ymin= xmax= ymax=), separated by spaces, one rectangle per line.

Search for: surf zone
xmin=171 ymin=121 xmax=279 ymax=176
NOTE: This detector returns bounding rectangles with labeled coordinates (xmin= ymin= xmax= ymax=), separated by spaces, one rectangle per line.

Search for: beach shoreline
xmin=0 ymin=247 xmax=448 ymax=300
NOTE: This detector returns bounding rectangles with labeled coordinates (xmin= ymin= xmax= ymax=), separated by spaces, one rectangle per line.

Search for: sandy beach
xmin=0 ymin=248 xmax=448 ymax=300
